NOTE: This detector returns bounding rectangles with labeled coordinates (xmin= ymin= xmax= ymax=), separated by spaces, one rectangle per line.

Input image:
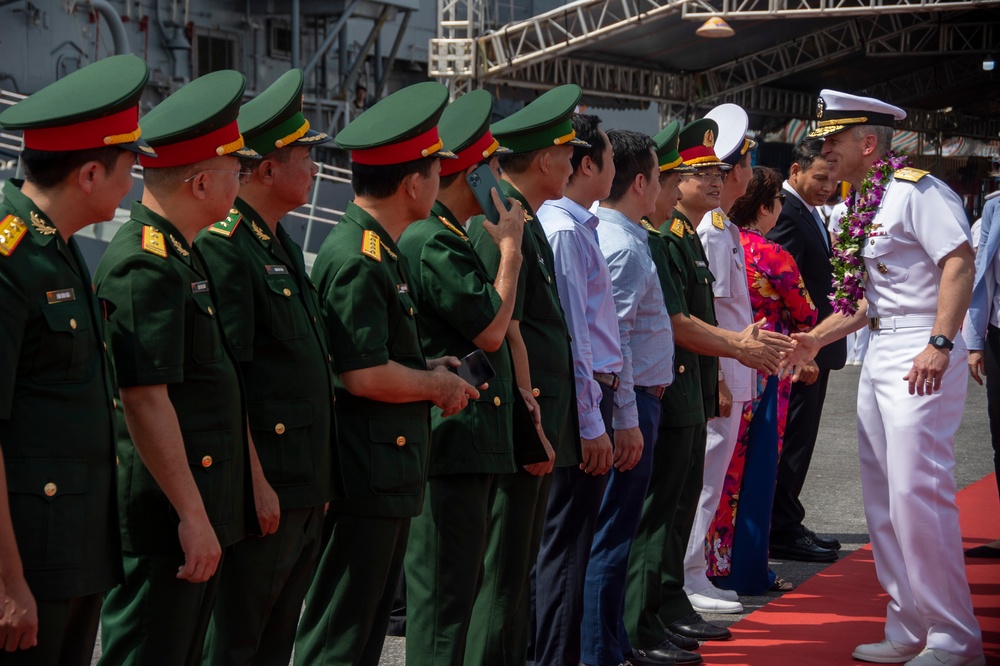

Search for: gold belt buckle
xmin=868 ymin=317 xmax=880 ymax=331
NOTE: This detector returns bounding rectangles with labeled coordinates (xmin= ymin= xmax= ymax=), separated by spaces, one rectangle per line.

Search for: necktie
xmin=812 ymin=207 xmax=830 ymax=252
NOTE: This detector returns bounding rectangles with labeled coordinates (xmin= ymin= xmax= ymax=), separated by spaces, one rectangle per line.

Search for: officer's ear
xmin=76 ymin=160 xmax=102 ymax=194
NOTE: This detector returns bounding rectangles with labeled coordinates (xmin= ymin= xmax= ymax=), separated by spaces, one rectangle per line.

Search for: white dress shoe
xmin=711 ymin=585 xmax=739 ymax=601
xmin=904 ymin=648 xmax=986 ymax=666
xmin=686 ymin=590 xmax=743 ymax=614
xmin=852 ymin=639 xmax=924 ymax=663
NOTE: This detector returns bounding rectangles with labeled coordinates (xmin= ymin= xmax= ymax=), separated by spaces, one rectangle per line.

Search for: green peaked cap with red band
xmin=0 ymin=54 xmax=153 ymax=156
xmin=678 ymin=118 xmax=730 ymax=169
xmin=438 ymin=90 xmax=511 ymax=177
xmin=239 ymin=69 xmax=331 ymax=156
xmin=335 ymin=81 xmax=455 ymax=165
xmin=489 ymin=84 xmax=591 ymax=154
xmin=138 ymin=69 xmax=259 ymax=168
xmin=652 ymin=121 xmax=694 ymax=173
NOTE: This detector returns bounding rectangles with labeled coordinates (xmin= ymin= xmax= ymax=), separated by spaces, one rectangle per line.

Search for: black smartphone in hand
xmin=466 ymin=163 xmax=510 ymax=224
xmin=451 ymin=348 xmax=495 ymax=386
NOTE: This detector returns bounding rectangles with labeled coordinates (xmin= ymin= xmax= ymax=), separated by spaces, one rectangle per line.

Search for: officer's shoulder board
xmin=893 ymin=167 xmax=930 ymax=183
xmin=208 ymin=209 xmax=242 ymax=237
xmin=437 ymin=216 xmax=467 ymax=239
xmin=711 ymin=210 xmax=727 ymax=230
xmin=141 ymin=225 xmax=168 ymax=258
xmin=640 ymin=217 xmax=660 ymax=235
xmin=669 ymin=219 xmax=686 ymax=237
xmin=361 ymin=229 xmax=381 ymax=262
xmin=0 ymin=214 xmax=28 ymax=257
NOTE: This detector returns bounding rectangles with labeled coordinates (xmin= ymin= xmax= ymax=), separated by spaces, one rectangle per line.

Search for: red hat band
xmin=440 ymin=132 xmax=499 ymax=177
xmin=351 ymin=126 xmax=443 ymax=166
xmin=139 ymin=121 xmax=243 ymax=168
xmin=23 ymin=107 xmax=141 ymax=152
xmin=680 ymin=145 xmax=720 ymax=165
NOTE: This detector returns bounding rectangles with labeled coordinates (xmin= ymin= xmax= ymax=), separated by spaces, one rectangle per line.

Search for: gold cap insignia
xmin=817 ymin=97 xmax=825 ymax=119
xmin=703 ymin=130 xmax=715 ymax=149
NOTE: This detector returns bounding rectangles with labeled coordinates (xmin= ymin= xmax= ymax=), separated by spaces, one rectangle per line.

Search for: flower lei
xmin=829 ymin=151 xmax=909 ymax=315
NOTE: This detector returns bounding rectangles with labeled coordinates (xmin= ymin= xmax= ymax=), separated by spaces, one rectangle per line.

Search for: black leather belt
xmin=593 ymin=372 xmax=620 ymax=391
xmin=634 ymin=385 xmax=666 ymax=399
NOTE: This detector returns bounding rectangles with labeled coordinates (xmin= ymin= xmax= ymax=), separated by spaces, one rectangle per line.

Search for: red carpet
xmin=697 ymin=474 xmax=1000 ymax=665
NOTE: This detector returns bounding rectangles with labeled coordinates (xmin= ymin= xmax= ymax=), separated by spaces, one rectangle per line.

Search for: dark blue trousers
xmin=581 ymin=390 xmax=661 ymax=665
xmin=528 ymin=383 xmax=613 ymax=666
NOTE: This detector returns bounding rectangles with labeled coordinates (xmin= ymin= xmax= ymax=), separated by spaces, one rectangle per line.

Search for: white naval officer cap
xmin=704 ymin=103 xmax=757 ymax=167
xmin=806 ymin=89 xmax=906 ymax=139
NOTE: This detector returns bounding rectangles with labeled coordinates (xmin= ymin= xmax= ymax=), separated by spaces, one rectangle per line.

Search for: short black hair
xmin=351 ymin=157 xmax=434 ymax=199
xmin=498 ymin=148 xmax=541 ymax=176
xmin=570 ymin=114 xmax=606 ymax=175
xmin=605 ymin=129 xmax=655 ymax=202
xmin=790 ymin=138 xmax=826 ymax=175
xmin=439 ymin=169 xmax=466 ymax=190
xmin=141 ymin=163 xmax=197 ymax=193
xmin=20 ymin=146 xmax=124 ymax=189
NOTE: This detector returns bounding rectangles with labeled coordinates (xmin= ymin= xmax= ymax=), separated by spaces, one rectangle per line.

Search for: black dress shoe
xmin=965 ymin=544 xmax=1000 ymax=558
xmin=769 ymin=536 xmax=838 ymax=562
xmin=804 ymin=527 xmax=841 ymax=551
xmin=661 ymin=626 xmax=700 ymax=651
xmin=636 ymin=643 xmax=703 ymax=664
xmin=664 ymin=612 xmax=732 ymax=641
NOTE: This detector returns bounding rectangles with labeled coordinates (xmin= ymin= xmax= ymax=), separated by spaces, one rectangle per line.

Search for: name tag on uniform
xmin=695 ymin=260 xmax=707 ymax=268
xmin=265 ymin=265 xmax=289 ymax=275
xmin=397 ymin=283 xmax=410 ymax=295
xmin=191 ymin=281 xmax=210 ymax=294
xmin=46 ymin=288 xmax=75 ymax=304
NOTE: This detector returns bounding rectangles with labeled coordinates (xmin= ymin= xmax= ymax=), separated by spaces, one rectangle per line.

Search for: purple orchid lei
xmin=829 ymin=151 xmax=909 ymax=315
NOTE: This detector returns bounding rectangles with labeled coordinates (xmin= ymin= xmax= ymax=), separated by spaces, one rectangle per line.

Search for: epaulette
xmin=893 ymin=167 xmax=930 ymax=183
xmin=438 ymin=216 xmax=468 ymax=239
xmin=711 ymin=210 xmax=727 ymax=230
xmin=361 ymin=229 xmax=381 ymax=262
xmin=209 ymin=208 xmax=241 ymax=237
xmin=640 ymin=217 xmax=660 ymax=235
xmin=141 ymin=225 xmax=168 ymax=258
xmin=669 ymin=219 xmax=685 ymax=238
xmin=0 ymin=214 xmax=28 ymax=257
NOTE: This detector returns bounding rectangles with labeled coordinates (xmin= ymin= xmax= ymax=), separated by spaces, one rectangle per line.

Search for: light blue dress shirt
xmin=537 ymin=196 xmax=623 ymax=440
xmin=595 ymin=206 xmax=674 ymax=431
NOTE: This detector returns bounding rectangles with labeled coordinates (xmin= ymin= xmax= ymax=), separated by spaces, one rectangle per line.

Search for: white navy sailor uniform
xmin=857 ymin=168 xmax=982 ymax=656
xmin=683 ymin=208 xmax=756 ymax=592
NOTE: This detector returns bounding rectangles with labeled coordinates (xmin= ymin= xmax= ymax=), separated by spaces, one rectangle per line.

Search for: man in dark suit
xmin=766 ymin=138 xmax=845 ymax=562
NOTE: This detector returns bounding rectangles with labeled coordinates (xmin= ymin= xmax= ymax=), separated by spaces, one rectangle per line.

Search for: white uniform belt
xmin=868 ymin=315 xmax=937 ymax=331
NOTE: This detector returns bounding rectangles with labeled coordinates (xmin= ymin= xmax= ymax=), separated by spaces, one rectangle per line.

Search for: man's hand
xmin=253 ymin=475 xmax=281 ymax=536
xmin=969 ymin=350 xmax=985 ymax=386
xmin=904 ymin=345 xmax=950 ymax=396
xmin=519 ymin=388 xmax=555 ymax=476
xmin=580 ymin=432 xmax=613 ymax=476
xmin=427 ymin=356 xmax=460 ymax=372
xmin=176 ymin=515 xmax=223 ymax=583
xmin=797 ymin=361 xmax=821 ymax=386
xmin=481 ymin=189 xmax=525 ymax=252
xmin=717 ymin=378 xmax=733 ymax=419
xmin=0 ymin=574 xmax=37 ymax=652
xmin=736 ymin=320 xmax=792 ymax=375
xmin=781 ymin=332 xmax=822 ymax=380
xmin=612 ymin=426 xmax=643 ymax=472
xmin=430 ymin=365 xmax=480 ymax=417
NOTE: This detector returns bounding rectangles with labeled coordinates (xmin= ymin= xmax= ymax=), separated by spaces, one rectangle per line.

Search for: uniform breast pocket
xmin=728 ymin=253 xmax=748 ymax=298
xmin=470 ymin=376 xmax=514 ymax=455
xmin=263 ymin=275 xmax=308 ymax=340
xmin=693 ymin=262 xmax=716 ymax=289
xmin=30 ymin=301 xmax=93 ymax=383
xmin=861 ymin=235 xmax=907 ymax=285
xmin=184 ymin=430 xmax=235 ymax=526
xmin=524 ymin=263 xmax=561 ymax=321
xmin=248 ymin=399 xmax=315 ymax=486
xmin=368 ymin=415 xmax=426 ymax=496
xmin=190 ymin=292 xmax=223 ymax=364
xmin=390 ymin=291 xmax=421 ymax=358
xmin=6 ymin=459 xmax=89 ymax=570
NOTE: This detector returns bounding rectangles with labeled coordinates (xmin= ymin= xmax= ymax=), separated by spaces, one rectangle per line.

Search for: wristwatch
xmin=928 ymin=334 xmax=954 ymax=351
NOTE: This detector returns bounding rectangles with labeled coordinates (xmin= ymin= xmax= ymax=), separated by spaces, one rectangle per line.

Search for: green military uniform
xmin=465 ymin=86 xmax=585 ymax=666
xmin=95 ymin=70 xmax=256 ymax=666
xmin=294 ymin=81 xmax=454 ymax=666
xmin=0 ymin=54 xmax=149 ymax=666
xmin=195 ymin=68 xmax=338 ymax=666
xmin=626 ymin=121 xmax=722 ymax=649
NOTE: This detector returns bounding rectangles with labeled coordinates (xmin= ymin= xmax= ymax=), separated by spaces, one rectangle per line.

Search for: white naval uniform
xmin=683 ymin=208 xmax=755 ymax=592
xmin=857 ymin=170 xmax=982 ymax=656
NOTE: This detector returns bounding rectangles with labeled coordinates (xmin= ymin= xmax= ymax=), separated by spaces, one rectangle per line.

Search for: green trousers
xmin=625 ymin=422 xmax=707 ymax=648
xmin=0 ymin=593 xmax=101 ymax=666
xmin=404 ymin=474 xmax=498 ymax=666
xmin=293 ymin=512 xmax=409 ymax=666
xmin=98 ymin=549 xmax=225 ymax=666
xmin=203 ymin=505 xmax=323 ymax=665
xmin=465 ymin=470 xmax=552 ymax=666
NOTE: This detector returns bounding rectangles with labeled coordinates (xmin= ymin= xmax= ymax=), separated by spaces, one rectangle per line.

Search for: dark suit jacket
xmin=766 ymin=188 xmax=847 ymax=370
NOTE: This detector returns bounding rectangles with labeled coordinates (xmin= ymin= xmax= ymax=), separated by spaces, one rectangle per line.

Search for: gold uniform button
xmin=69 ymin=318 xmax=77 ymax=330
xmin=207 ymin=306 xmax=214 ymax=316
xmin=395 ymin=436 xmax=406 ymax=447
xmin=282 ymin=288 xmax=292 ymax=297
xmin=115 ymin=456 xmax=119 ymax=466
xmin=44 ymin=482 xmax=57 ymax=497
xmin=103 ymin=342 xmax=108 ymax=352
xmin=532 ymin=388 xmax=540 ymax=397
xmin=201 ymin=455 xmax=213 ymax=468
xmin=113 ymin=399 xmax=118 ymax=409
xmin=275 ymin=423 xmax=286 ymax=435
xmin=493 ymin=396 xmax=501 ymax=406
xmin=409 ymin=307 xmax=414 ymax=316
xmin=678 ymin=365 xmax=685 ymax=373
xmin=327 ymin=354 xmax=333 ymax=364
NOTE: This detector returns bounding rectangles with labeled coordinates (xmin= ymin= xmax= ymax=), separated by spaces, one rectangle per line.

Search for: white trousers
xmin=682 ymin=403 xmax=747 ymax=592
xmin=857 ymin=326 xmax=982 ymax=656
